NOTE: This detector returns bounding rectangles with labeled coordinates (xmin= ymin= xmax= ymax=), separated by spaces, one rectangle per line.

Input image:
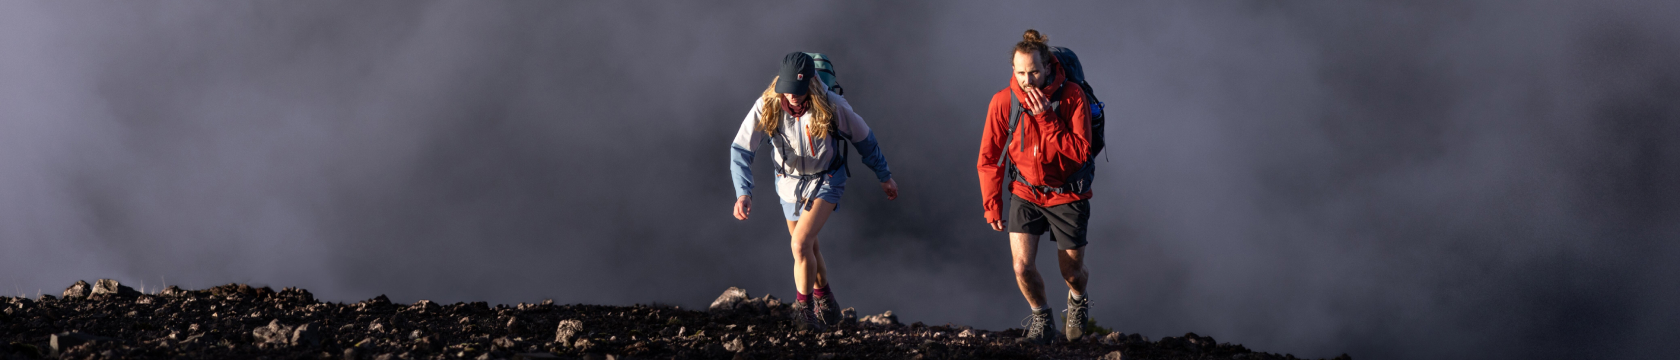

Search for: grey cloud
xmin=1 ymin=2 xmax=1676 ymax=359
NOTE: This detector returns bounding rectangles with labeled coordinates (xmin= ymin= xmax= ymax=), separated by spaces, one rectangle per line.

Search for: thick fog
xmin=3 ymin=1 xmax=1677 ymax=359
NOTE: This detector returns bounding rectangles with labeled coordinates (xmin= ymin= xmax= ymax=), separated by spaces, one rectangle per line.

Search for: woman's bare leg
xmin=788 ymin=199 xmax=837 ymax=296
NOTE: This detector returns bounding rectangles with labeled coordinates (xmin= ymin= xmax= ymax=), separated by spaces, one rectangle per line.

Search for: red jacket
xmin=976 ymin=57 xmax=1092 ymax=223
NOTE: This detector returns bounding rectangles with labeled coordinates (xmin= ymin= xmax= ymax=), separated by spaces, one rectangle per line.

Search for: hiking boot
xmin=790 ymin=301 xmax=827 ymax=332
xmin=1065 ymin=292 xmax=1090 ymax=341
xmin=1018 ymin=309 xmax=1060 ymax=345
xmin=813 ymin=293 xmax=842 ymax=327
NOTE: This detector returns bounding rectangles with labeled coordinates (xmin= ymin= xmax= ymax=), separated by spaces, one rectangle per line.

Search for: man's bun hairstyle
xmin=1013 ymin=29 xmax=1050 ymax=64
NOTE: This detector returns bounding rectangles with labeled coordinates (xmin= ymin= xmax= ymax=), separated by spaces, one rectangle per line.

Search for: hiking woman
xmin=729 ymin=52 xmax=898 ymax=331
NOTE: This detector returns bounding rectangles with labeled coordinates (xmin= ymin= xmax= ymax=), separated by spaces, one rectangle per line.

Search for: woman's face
xmin=782 ymin=93 xmax=805 ymax=108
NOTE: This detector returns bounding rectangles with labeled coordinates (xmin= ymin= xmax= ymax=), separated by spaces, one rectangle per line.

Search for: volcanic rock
xmin=412 ymin=299 xmax=440 ymax=313
xmin=1102 ymin=350 xmax=1128 ymax=360
xmin=91 ymin=279 xmax=141 ymax=297
xmin=0 ymin=281 xmax=1348 ymax=360
xmin=555 ymin=319 xmax=584 ymax=345
xmin=252 ymin=319 xmax=295 ymax=347
xmin=859 ymin=310 xmax=899 ymax=327
xmin=1103 ymin=331 xmax=1125 ymax=345
xmin=292 ymin=322 xmax=321 ymax=347
xmin=841 ymin=307 xmax=858 ymax=325
xmin=62 ymin=280 xmax=91 ymax=298
xmin=51 ymin=331 xmax=118 ymax=357
xmin=709 ymin=287 xmax=750 ymax=312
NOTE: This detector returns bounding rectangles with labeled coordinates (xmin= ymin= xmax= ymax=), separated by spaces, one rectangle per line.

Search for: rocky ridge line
xmin=0 ymin=280 xmax=1352 ymax=360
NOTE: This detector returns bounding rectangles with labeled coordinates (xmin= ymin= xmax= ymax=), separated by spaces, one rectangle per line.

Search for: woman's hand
xmin=733 ymin=195 xmax=752 ymax=220
xmin=881 ymin=179 xmax=899 ymax=200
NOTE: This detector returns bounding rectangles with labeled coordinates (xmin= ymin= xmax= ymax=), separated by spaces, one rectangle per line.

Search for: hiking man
xmin=976 ymin=29 xmax=1096 ymax=344
xmin=730 ymin=52 xmax=899 ymax=331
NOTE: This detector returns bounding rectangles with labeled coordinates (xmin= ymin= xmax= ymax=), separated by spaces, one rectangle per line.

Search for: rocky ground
xmin=1 ymin=280 xmax=1350 ymax=360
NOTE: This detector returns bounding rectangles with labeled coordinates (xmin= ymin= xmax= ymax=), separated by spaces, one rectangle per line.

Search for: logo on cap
xmin=797 ymin=74 xmax=804 ymax=81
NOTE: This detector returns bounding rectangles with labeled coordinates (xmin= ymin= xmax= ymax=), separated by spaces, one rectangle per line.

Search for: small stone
xmin=555 ymin=319 xmax=584 ymax=344
xmin=375 ymin=353 xmax=396 ymax=360
xmin=573 ymin=338 xmax=593 ymax=352
xmin=62 ymin=280 xmax=90 ymax=298
xmin=291 ymin=322 xmax=320 ymax=347
xmin=840 ymin=307 xmax=858 ymax=325
xmin=1102 ymin=332 xmax=1124 ymax=345
xmin=859 ymin=310 xmax=900 ymax=327
xmin=709 ymin=287 xmax=749 ymax=312
xmin=50 ymin=332 xmax=118 ymax=357
xmin=1101 ymin=350 xmax=1126 ymax=360
xmin=723 ymin=338 xmax=745 ymax=352
xmin=493 ymin=336 xmax=516 ymax=350
xmin=252 ymin=319 xmax=295 ymax=346
xmin=411 ymin=299 xmax=440 ymax=312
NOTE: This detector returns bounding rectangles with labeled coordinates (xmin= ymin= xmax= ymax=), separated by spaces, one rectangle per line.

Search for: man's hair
xmin=1013 ymin=29 xmax=1050 ymax=65
xmin=756 ymin=76 xmax=835 ymax=138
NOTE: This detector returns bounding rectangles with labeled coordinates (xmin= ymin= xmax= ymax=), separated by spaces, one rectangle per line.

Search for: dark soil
xmin=0 ymin=280 xmax=1350 ymax=360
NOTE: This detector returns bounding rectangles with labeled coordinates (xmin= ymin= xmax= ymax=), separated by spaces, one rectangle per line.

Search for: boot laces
xmin=1065 ymin=298 xmax=1090 ymax=327
xmin=1021 ymin=312 xmax=1050 ymax=338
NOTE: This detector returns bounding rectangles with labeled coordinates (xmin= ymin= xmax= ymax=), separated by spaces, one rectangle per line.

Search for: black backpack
xmin=998 ymin=46 xmax=1106 ymax=195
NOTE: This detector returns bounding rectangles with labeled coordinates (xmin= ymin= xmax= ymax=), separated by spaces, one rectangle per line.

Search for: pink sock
xmin=812 ymin=286 xmax=831 ymax=298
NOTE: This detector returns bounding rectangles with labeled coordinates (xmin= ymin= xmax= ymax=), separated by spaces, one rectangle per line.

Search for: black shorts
xmin=1007 ymin=193 xmax=1090 ymax=250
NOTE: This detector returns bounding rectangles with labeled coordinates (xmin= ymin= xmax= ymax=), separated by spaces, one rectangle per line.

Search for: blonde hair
xmin=757 ymin=76 xmax=836 ymax=139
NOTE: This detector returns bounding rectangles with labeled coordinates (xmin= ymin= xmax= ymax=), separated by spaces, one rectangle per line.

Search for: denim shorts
xmin=778 ymin=169 xmax=848 ymax=221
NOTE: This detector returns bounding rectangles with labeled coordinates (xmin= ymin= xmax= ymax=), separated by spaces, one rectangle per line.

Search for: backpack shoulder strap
xmin=999 ymin=92 xmax=1024 ymax=166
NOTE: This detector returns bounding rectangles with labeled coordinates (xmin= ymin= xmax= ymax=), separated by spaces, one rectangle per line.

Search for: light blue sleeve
xmin=829 ymin=90 xmax=892 ymax=183
xmin=731 ymin=102 xmax=767 ymax=197
xmin=730 ymin=144 xmax=756 ymax=197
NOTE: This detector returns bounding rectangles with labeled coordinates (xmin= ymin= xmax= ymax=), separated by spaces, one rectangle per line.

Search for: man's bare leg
xmin=1010 ymin=232 xmax=1048 ymax=309
xmin=1057 ymin=247 xmax=1088 ymax=296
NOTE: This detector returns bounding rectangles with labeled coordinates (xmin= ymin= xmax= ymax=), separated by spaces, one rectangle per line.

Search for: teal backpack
xmin=804 ymin=52 xmax=843 ymax=95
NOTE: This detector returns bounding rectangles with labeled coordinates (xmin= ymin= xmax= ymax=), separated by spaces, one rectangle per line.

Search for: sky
xmin=2 ymin=1 xmax=1677 ymax=359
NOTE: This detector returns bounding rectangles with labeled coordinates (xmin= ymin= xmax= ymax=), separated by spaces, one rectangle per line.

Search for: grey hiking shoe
xmin=790 ymin=301 xmax=827 ymax=332
xmin=814 ymin=293 xmax=842 ymax=327
xmin=1018 ymin=309 xmax=1061 ymax=345
xmin=1065 ymin=292 xmax=1090 ymax=341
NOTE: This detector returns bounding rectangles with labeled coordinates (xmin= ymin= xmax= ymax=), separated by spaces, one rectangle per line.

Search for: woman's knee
xmin=790 ymin=237 xmax=818 ymax=256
